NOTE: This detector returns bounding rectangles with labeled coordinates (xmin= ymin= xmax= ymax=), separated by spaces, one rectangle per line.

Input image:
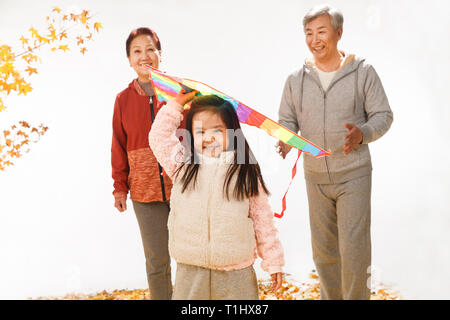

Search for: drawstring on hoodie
xmin=299 ymin=67 xmax=305 ymax=122
xmin=353 ymin=64 xmax=359 ymax=115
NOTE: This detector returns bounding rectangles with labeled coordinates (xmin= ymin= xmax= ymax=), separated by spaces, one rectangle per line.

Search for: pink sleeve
xmin=148 ymin=100 xmax=190 ymax=180
xmin=249 ymin=185 xmax=285 ymax=275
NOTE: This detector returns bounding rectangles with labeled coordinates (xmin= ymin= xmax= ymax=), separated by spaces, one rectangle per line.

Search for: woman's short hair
xmin=126 ymin=27 xmax=161 ymax=57
xmin=302 ymin=4 xmax=344 ymax=32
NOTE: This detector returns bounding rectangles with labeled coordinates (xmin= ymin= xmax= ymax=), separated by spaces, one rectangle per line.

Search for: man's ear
xmin=337 ymin=27 xmax=343 ymax=40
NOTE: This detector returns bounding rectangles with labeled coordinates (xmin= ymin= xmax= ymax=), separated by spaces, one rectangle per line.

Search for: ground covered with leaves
xmin=31 ymin=271 xmax=401 ymax=300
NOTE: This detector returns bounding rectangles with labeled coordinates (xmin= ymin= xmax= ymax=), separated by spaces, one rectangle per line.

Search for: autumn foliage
xmin=31 ymin=272 xmax=402 ymax=300
xmin=0 ymin=6 xmax=102 ymax=170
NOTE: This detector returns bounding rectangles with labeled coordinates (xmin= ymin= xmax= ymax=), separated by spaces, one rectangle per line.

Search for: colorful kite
xmin=145 ymin=65 xmax=331 ymax=218
xmin=145 ymin=65 xmax=330 ymax=158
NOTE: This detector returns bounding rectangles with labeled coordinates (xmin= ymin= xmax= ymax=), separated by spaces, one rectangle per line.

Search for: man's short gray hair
xmin=303 ymin=4 xmax=344 ymax=32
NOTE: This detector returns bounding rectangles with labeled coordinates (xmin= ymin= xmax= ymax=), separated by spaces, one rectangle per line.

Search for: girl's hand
xmin=271 ymin=272 xmax=283 ymax=292
xmin=175 ymin=88 xmax=198 ymax=106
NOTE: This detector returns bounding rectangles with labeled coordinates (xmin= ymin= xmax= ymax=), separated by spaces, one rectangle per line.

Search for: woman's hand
xmin=175 ymin=88 xmax=198 ymax=106
xmin=271 ymin=272 xmax=283 ymax=292
xmin=114 ymin=194 xmax=127 ymax=213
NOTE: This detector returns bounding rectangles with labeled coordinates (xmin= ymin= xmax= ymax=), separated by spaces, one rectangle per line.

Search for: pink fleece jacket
xmin=149 ymin=100 xmax=285 ymax=275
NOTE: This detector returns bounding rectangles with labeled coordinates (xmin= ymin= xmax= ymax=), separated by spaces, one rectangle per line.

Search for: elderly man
xmin=276 ymin=5 xmax=393 ymax=300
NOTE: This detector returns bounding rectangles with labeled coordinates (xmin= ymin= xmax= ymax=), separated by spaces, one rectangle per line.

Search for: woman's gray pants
xmin=132 ymin=200 xmax=172 ymax=300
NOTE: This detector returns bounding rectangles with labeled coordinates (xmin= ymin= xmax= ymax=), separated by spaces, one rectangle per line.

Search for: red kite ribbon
xmin=274 ymin=149 xmax=302 ymax=218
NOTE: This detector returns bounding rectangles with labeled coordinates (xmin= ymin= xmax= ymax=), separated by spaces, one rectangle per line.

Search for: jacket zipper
xmin=323 ymin=92 xmax=332 ymax=183
xmin=308 ymin=71 xmax=352 ymax=184
xmin=308 ymin=74 xmax=333 ymax=183
xmin=149 ymin=96 xmax=167 ymax=202
xmin=320 ymin=69 xmax=361 ymax=184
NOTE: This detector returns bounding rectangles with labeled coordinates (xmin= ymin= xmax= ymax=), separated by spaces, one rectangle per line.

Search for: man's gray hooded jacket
xmin=278 ymin=54 xmax=393 ymax=184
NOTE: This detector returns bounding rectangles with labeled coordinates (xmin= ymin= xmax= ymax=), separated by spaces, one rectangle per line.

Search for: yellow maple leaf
xmin=52 ymin=6 xmax=62 ymax=13
xmin=18 ymin=83 xmax=32 ymax=95
xmin=37 ymin=35 xmax=49 ymax=44
xmin=25 ymin=66 xmax=38 ymax=76
xmin=29 ymin=27 xmax=40 ymax=38
xmin=94 ymin=22 xmax=102 ymax=32
xmin=5 ymin=83 xmax=16 ymax=94
xmin=48 ymin=27 xmax=58 ymax=41
xmin=58 ymin=45 xmax=69 ymax=52
xmin=19 ymin=35 xmax=29 ymax=45
xmin=8 ymin=149 xmax=20 ymax=158
xmin=22 ymin=53 xmax=38 ymax=63
xmin=0 ymin=61 xmax=13 ymax=74
xmin=80 ymin=10 xmax=89 ymax=24
xmin=80 ymin=47 xmax=87 ymax=55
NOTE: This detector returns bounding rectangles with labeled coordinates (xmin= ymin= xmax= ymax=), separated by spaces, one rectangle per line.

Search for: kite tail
xmin=274 ymin=149 xmax=302 ymax=219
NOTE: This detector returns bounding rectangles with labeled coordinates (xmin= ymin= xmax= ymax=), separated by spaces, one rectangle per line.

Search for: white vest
xmin=168 ymin=151 xmax=257 ymax=269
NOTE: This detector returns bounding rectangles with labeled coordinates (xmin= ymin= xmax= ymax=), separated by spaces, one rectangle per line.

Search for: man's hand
xmin=275 ymin=140 xmax=292 ymax=159
xmin=344 ymin=123 xmax=363 ymax=155
xmin=271 ymin=272 xmax=283 ymax=292
xmin=114 ymin=194 xmax=127 ymax=213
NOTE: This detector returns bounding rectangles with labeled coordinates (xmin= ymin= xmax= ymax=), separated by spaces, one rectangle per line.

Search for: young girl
xmin=149 ymin=90 xmax=284 ymax=300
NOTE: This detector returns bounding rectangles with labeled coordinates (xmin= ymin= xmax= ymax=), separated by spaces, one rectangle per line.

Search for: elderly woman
xmin=277 ymin=5 xmax=393 ymax=299
xmin=111 ymin=27 xmax=186 ymax=300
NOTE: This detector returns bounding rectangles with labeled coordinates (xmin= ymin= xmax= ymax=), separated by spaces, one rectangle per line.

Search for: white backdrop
xmin=0 ymin=0 xmax=449 ymax=299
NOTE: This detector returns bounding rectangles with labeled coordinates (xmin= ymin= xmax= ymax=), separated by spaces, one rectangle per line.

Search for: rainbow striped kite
xmin=145 ymin=65 xmax=330 ymax=158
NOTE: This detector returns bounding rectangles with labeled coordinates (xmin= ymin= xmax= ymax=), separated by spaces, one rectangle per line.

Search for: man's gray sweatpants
xmin=132 ymin=201 xmax=172 ymax=300
xmin=305 ymin=174 xmax=372 ymax=300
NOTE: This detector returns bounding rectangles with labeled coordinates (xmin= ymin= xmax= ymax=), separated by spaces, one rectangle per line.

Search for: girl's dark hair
xmin=126 ymin=27 xmax=161 ymax=57
xmin=175 ymin=95 xmax=270 ymax=200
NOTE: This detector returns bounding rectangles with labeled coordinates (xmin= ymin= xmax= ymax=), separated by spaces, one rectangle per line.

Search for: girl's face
xmin=192 ymin=110 xmax=229 ymax=158
xmin=128 ymin=34 xmax=160 ymax=81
